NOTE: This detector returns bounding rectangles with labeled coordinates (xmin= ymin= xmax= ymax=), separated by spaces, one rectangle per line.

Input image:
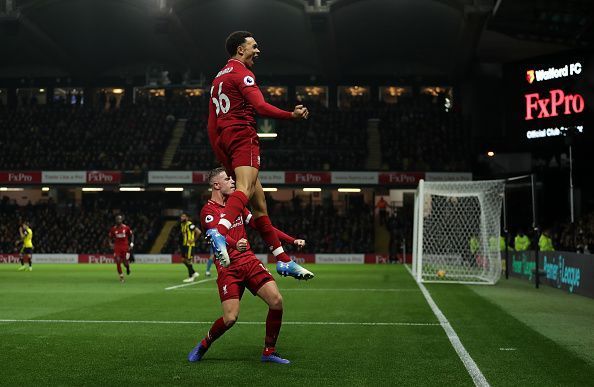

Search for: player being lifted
xmin=108 ymin=214 xmax=134 ymax=283
xmin=17 ymin=220 xmax=34 ymax=271
xmin=180 ymin=212 xmax=201 ymax=283
xmin=205 ymin=31 xmax=313 ymax=280
xmin=189 ymin=167 xmax=304 ymax=364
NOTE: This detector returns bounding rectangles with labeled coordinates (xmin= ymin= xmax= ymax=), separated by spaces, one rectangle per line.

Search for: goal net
xmin=412 ymin=179 xmax=505 ymax=284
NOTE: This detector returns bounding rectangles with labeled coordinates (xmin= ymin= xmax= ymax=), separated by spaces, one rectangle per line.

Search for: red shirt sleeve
xmin=200 ymin=205 xmax=238 ymax=249
xmin=242 ymin=87 xmax=293 ymax=120
xmin=126 ymin=226 xmax=133 ymax=238
xmin=235 ymin=70 xmax=292 ymax=120
xmin=200 ymin=206 xmax=218 ymax=231
xmin=207 ymin=93 xmax=218 ymax=141
xmin=242 ymin=208 xmax=253 ymax=227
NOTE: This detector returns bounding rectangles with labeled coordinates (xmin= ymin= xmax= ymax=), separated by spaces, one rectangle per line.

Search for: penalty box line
xmin=404 ymin=265 xmax=490 ymax=387
xmin=164 ymin=278 xmax=215 ymax=290
xmin=0 ymin=319 xmax=440 ymax=327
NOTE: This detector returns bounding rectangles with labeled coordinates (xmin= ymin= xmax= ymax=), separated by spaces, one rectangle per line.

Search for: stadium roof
xmin=1 ymin=0 xmax=592 ymax=80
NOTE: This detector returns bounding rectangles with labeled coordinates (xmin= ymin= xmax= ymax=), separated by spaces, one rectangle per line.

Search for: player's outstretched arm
xmin=243 ymin=87 xmax=308 ymax=120
xmin=272 ymin=226 xmax=297 ymax=245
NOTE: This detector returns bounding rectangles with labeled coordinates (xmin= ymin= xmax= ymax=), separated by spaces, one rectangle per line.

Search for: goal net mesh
xmin=412 ymin=180 xmax=505 ymax=284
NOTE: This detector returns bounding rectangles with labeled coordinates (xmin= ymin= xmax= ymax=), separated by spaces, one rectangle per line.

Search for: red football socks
xmin=217 ymin=191 xmax=249 ymax=235
xmin=254 ymin=216 xmax=291 ymax=263
xmin=202 ymin=317 xmax=231 ymax=348
xmin=264 ymin=308 xmax=283 ymax=351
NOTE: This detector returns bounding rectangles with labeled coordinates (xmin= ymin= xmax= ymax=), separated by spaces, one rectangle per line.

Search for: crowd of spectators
xmin=168 ymin=101 xmax=369 ymax=171
xmin=168 ymin=97 xmax=472 ymax=172
xmin=0 ymin=103 xmax=176 ymax=170
xmin=246 ymin=195 xmax=374 ymax=254
xmin=260 ymin=102 xmax=368 ymax=171
xmin=0 ymin=194 xmax=162 ymax=254
xmin=169 ymin=107 xmax=216 ymax=170
xmin=4 ymin=189 xmax=593 ymax=256
xmin=377 ymin=96 xmax=470 ymax=171
xmin=549 ymin=212 xmax=594 ymax=253
xmin=1 ymin=95 xmax=470 ymax=172
xmin=160 ymin=194 xmax=374 ymax=255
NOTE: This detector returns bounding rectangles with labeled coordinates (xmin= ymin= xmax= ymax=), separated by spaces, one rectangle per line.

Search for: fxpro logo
xmin=524 ymin=89 xmax=584 ymax=120
xmin=526 ymin=62 xmax=582 ymax=83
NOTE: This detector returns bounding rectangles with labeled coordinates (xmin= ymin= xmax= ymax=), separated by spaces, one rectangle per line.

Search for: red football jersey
xmin=210 ymin=58 xmax=260 ymax=131
xmin=208 ymin=58 xmax=293 ymax=138
xmin=200 ymin=199 xmax=254 ymax=267
xmin=109 ymin=224 xmax=132 ymax=250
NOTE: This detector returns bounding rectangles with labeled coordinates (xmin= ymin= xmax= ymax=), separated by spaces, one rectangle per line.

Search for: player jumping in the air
xmin=188 ymin=167 xmax=304 ymax=364
xmin=180 ymin=212 xmax=201 ymax=282
xmin=17 ymin=220 xmax=34 ymax=271
xmin=108 ymin=214 xmax=134 ymax=283
xmin=205 ymin=30 xmax=313 ymax=281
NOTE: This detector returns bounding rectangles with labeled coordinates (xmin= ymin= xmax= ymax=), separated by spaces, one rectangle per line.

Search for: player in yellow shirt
xmin=180 ymin=213 xmax=201 ymax=282
xmin=17 ymin=220 xmax=34 ymax=272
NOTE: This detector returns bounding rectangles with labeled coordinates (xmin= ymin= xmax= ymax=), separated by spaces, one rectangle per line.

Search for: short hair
xmin=208 ymin=166 xmax=227 ymax=187
xmin=225 ymin=31 xmax=253 ymax=56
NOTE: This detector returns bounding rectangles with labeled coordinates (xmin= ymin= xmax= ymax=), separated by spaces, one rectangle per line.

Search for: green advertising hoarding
xmin=509 ymin=251 xmax=594 ymax=298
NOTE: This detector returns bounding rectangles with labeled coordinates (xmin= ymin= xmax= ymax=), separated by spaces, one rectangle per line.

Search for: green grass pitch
xmin=1 ymin=264 xmax=593 ymax=386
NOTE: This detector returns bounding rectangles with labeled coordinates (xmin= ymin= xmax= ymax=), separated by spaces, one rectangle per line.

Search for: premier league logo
xmin=243 ymin=75 xmax=255 ymax=86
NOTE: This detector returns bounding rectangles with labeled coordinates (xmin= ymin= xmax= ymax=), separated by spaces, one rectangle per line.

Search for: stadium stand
xmin=0 ymin=193 xmax=163 ymax=254
xmin=1 ymin=97 xmax=469 ymax=172
xmin=161 ymin=194 xmax=374 ymax=255
xmin=0 ymin=103 xmax=176 ymax=170
xmin=378 ymin=97 xmax=470 ymax=171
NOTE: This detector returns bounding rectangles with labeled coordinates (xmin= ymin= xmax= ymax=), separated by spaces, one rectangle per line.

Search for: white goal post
xmin=412 ymin=179 xmax=505 ymax=284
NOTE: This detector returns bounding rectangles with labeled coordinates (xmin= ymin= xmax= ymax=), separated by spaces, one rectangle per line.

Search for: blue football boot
xmin=188 ymin=342 xmax=208 ymax=362
xmin=276 ymin=260 xmax=314 ymax=280
xmin=261 ymin=352 xmax=291 ymax=364
xmin=205 ymin=228 xmax=230 ymax=267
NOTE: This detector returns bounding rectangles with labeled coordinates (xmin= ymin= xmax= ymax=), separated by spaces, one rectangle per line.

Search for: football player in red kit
xmin=205 ymin=30 xmax=313 ymax=281
xmin=108 ymin=214 xmax=134 ymax=283
xmin=188 ymin=167 xmax=304 ymax=364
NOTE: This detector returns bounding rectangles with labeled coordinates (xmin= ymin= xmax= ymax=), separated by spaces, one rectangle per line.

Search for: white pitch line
xmin=183 ymin=288 xmax=419 ymax=292
xmin=0 ymin=319 xmax=440 ymax=327
xmin=405 ymin=265 xmax=490 ymax=387
xmin=164 ymin=278 xmax=215 ymax=290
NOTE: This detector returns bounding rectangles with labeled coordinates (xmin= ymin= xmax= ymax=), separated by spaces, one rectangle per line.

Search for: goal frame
xmin=412 ymin=179 xmax=504 ymax=285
